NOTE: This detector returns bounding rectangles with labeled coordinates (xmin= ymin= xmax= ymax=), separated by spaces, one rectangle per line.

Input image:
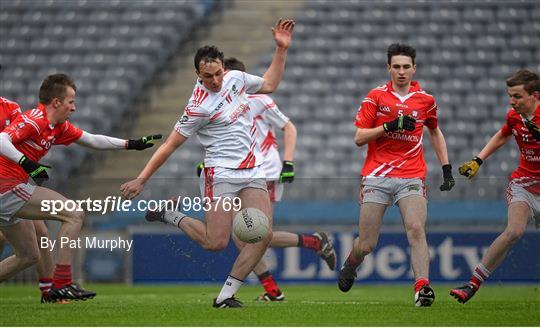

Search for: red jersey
xmin=0 ymin=103 xmax=83 ymax=190
xmin=354 ymin=81 xmax=438 ymax=179
xmin=0 ymin=97 xmax=22 ymax=132
xmin=500 ymin=104 xmax=540 ymax=193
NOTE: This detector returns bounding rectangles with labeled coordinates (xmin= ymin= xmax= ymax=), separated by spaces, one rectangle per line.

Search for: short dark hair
xmin=39 ymin=73 xmax=76 ymax=104
xmin=387 ymin=43 xmax=416 ymax=65
xmin=506 ymin=69 xmax=540 ymax=95
xmin=224 ymin=57 xmax=246 ymax=72
xmin=194 ymin=45 xmax=224 ymax=71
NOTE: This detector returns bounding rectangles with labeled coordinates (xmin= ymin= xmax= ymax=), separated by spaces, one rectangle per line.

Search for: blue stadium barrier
xmin=131 ymin=231 xmax=540 ymax=284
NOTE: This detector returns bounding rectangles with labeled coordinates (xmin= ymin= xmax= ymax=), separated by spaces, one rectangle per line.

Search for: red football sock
xmin=414 ymin=277 xmax=430 ymax=292
xmin=298 ymin=234 xmax=321 ymax=252
xmin=39 ymin=277 xmax=53 ymax=293
xmin=258 ymin=271 xmax=280 ymax=297
xmin=53 ymin=264 xmax=72 ymax=288
xmin=469 ymin=263 xmax=491 ymax=291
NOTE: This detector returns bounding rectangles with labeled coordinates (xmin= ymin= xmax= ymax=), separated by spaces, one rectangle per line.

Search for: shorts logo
xmin=179 ymin=115 xmax=189 ymax=124
xmin=363 ymin=188 xmax=375 ymax=194
xmin=407 ymin=184 xmax=421 ymax=192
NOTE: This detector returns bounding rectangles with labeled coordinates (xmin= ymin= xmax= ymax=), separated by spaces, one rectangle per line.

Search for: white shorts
xmin=199 ymin=166 xmax=267 ymax=199
xmin=266 ymin=180 xmax=284 ymax=202
xmin=0 ymin=182 xmax=35 ymax=227
xmin=359 ymin=177 xmax=426 ymax=205
xmin=506 ymin=181 xmax=540 ymax=228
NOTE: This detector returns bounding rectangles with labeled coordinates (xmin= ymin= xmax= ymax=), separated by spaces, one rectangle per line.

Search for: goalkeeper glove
xmin=383 ymin=115 xmax=416 ymax=132
xmin=279 ymin=161 xmax=295 ymax=183
xmin=458 ymin=156 xmax=483 ymax=179
xmin=19 ymin=155 xmax=51 ymax=185
xmin=523 ymin=118 xmax=540 ymax=141
xmin=196 ymin=162 xmax=204 ymax=177
xmin=126 ymin=134 xmax=162 ymax=150
xmin=439 ymin=164 xmax=455 ymax=191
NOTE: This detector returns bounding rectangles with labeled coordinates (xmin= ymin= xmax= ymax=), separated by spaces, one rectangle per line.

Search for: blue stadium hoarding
xmin=131 ymin=231 xmax=540 ymax=283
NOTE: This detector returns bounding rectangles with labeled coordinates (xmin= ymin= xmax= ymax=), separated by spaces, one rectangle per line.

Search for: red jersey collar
xmin=387 ymin=80 xmax=421 ymax=94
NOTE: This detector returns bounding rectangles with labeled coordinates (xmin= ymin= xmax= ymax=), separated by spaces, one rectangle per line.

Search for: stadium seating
xmin=1 ymin=0 xmax=538 ymax=203
xmin=257 ymin=0 xmax=539 ymax=201
xmin=0 ymin=0 xmax=219 ymax=190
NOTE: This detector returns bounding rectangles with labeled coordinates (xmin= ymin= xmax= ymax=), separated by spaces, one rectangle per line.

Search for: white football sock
xmin=216 ymin=275 xmax=243 ymax=303
xmin=163 ymin=210 xmax=186 ymax=227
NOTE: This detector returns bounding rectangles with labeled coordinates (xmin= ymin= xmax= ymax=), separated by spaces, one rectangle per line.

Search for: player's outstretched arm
xmin=258 ymin=19 xmax=295 ymax=94
xmin=427 ymin=127 xmax=455 ymax=191
xmin=459 ymin=130 xmax=511 ymax=179
xmin=75 ymin=132 xmax=162 ymax=150
xmin=120 ymin=130 xmax=186 ymax=200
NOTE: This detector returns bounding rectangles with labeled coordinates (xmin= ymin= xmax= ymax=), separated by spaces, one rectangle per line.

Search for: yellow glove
xmin=458 ymin=156 xmax=483 ymax=179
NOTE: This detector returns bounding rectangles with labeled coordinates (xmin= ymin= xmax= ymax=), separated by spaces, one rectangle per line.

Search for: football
xmin=233 ymin=208 xmax=270 ymax=243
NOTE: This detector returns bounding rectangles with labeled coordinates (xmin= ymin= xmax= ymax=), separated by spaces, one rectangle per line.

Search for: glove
xmin=458 ymin=156 xmax=483 ymax=179
xmin=19 ymin=155 xmax=51 ymax=186
xmin=279 ymin=161 xmax=294 ymax=183
xmin=383 ymin=115 xmax=416 ymax=132
xmin=126 ymin=134 xmax=162 ymax=150
xmin=196 ymin=162 xmax=204 ymax=177
xmin=439 ymin=164 xmax=455 ymax=191
xmin=523 ymin=118 xmax=540 ymax=141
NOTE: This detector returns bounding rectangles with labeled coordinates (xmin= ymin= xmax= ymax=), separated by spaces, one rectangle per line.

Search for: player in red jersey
xmin=451 ymin=69 xmax=540 ymax=304
xmin=0 ymin=96 xmax=58 ymax=302
xmin=337 ymin=43 xmax=455 ymax=307
xmin=0 ymin=74 xmax=161 ymax=302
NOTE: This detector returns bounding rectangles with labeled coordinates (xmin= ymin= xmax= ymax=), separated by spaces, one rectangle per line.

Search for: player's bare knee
xmin=503 ymin=227 xmax=525 ymax=244
xmin=65 ymin=209 xmax=85 ymax=226
xmin=405 ymin=222 xmax=425 ymax=241
xmin=33 ymin=224 xmax=49 ymax=240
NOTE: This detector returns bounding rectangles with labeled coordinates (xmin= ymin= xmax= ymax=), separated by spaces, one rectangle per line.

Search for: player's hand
xmin=523 ymin=118 xmax=540 ymax=141
xmin=458 ymin=157 xmax=483 ymax=179
xmin=126 ymin=134 xmax=163 ymax=150
xmin=19 ymin=155 xmax=51 ymax=185
xmin=439 ymin=164 xmax=455 ymax=191
xmin=272 ymin=18 xmax=295 ymax=49
xmin=279 ymin=161 xmax=294 ymax=183
xmin=196 ymin=162 xmax=204 ymax=177
xmin=120 ymin=179 xmax=145 ymax=200
xmin=383 ymin=115 xmax=416 ymax=132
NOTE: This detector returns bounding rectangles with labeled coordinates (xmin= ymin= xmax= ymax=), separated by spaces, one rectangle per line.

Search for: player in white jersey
xmin=120 ymin=19 xmax=295 ymax=308
xmin=193 ymin=58 xmax=337 ymax=301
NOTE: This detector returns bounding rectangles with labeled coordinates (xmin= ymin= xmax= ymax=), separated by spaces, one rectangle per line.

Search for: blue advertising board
xmin=132 ymin=231 xmax=540 ymax=283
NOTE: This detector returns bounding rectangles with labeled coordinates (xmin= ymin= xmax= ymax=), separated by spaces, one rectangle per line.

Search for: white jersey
xmin=175 ymin=70 xmax=265 ymax=168
xmin=248 ymin=94 xmax=290 ymax=180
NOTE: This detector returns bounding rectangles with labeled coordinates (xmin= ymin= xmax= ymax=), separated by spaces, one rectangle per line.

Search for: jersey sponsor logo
xmin=17 ymin=122 xmax=25 ymax=129
xmin=229 ymin=103 xmax=250 ymax=123
xmin=384 ymin=132 xmax=420 ymax=142
xmin=214 ymin=101 xmax=225 ymax=111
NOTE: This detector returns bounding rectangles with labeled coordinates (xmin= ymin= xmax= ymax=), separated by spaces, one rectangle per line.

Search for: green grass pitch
xmin=1 ymin=284 xmax=538 ymax=326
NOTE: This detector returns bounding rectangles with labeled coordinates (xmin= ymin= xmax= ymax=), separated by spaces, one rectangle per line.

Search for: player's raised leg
xmin=338 ymin=202 xmax=386 ymax=292
xmin=397 ymin=195 xmax=434 ymax=307
xmin=451 ymin=202 xmax=529 ymax=304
